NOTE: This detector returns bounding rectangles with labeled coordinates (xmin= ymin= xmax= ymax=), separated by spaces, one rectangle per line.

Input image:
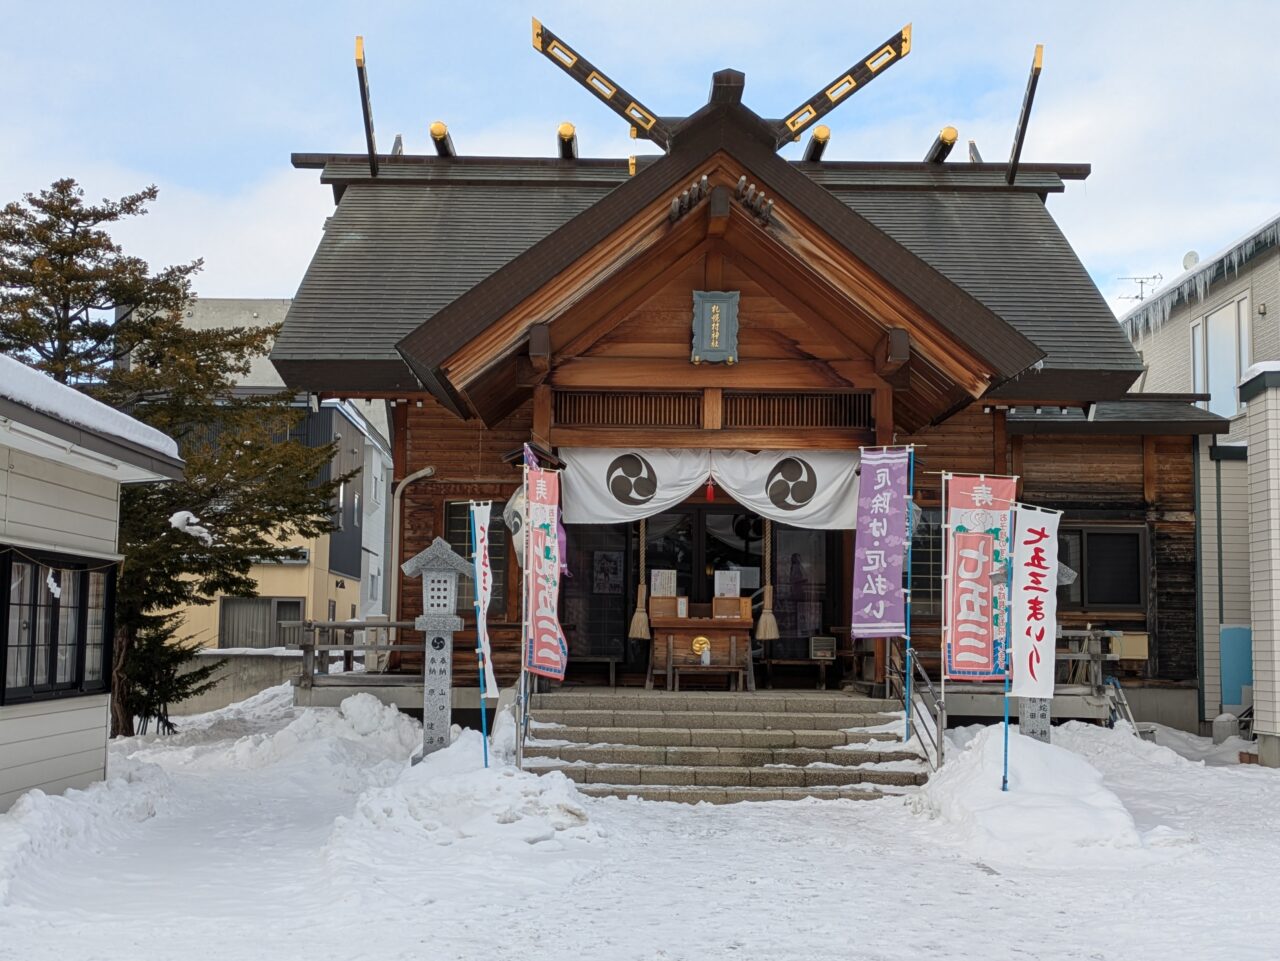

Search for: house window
xmin=336 ymin=481 xmax=346 ymax=530
xmin=219 ymin=597 xmax=304 ymax=649
xmin=444 ymin=501 xmax=508 ymax=616
xmin=354 ymin=493 xmax=361 ymax=528
xmin=1057 ymin=527 xmax=1147 ymax=611
xmin=2 ymin=553 xmax=114 ymax=703
xmin=369 ymin=567 xmax=380 ymax=601
xmin=1191 ymin=294 xmax=1250 ymax=417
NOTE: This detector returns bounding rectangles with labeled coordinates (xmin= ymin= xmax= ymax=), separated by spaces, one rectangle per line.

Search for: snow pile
xmin=128 ymin=692 xmax=421 ymax=794
xmin=915 ymin=726 xmax=1141 ymax=862
xmin=0 ymin=353 xmax=179 ymax=458
xmin=210 ymin=693 xmax=419 ymax=774
xmin=0 ymin=755 xmax=170 ymax=903
xmin=331 ymin=729 xmax=600 ymax=856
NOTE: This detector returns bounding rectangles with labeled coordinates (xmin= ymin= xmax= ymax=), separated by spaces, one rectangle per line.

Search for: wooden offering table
xmin=648 ymin=617 xmax=755 ymax=692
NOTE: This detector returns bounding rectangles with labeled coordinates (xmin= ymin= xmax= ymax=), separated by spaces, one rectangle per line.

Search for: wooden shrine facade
xmin=271 ymin=44 xmax=1227 ymax=704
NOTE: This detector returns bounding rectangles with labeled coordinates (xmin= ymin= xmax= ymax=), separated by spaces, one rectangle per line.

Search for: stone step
xmin=530 ymin=691 xmax=898 ymax=713
xmin=575 ymin=784 xmax=887 ymax=803
xmin=525 ymin=742 xmax=921 ymax=769
xmin=529 ymin=725 xmax=905 ymax=750
xmin=531 ymin=709 xmax=898 ymax=731
xmin=528 ymin=760 xmax=927 ymax=789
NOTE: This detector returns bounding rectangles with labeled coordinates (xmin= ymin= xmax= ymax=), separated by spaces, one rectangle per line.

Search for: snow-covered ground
xmin=2 ymin=687 xmax=1278 ymax=961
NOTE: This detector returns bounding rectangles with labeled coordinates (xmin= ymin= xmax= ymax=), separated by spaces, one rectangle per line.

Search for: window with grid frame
xmin=907 ymin=512 xmax=1148 ymax=616
xmin=2 ymin=553 xmax=113 ymax=703
xmin=443 ymin=502 xmax=508 ymax=617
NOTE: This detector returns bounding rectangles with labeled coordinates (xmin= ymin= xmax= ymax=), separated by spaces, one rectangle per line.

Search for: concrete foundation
xmin=1259 ymin=732 xmax=1280 ymax=768
xmin=172 ymin=651 xmax=304 ymax=716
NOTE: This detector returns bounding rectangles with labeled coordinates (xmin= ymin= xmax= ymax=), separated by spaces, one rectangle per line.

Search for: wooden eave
xmin=395 ymin=101 xmax=1045 ymax=419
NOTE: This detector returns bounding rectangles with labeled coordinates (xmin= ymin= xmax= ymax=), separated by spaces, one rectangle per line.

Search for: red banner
xmin=525 ymin=466 xmax=569 ymax=681
xmin=944 ymin=474 xmax=1017 ymax=680
xmin=947 ymin=531 xmax=997 ymax=675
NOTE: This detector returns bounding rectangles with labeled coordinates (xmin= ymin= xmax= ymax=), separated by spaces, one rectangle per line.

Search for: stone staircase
xmin=523 ymin=689 xmax=928 ymax=803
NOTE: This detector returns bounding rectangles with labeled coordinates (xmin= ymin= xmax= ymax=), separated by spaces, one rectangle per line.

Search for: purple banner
xmin=851 ymin=447 xmax=910 ymax=638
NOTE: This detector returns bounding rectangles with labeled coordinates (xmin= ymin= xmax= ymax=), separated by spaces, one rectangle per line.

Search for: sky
xmin=3 ymin=1 xmax=1278 ymax=320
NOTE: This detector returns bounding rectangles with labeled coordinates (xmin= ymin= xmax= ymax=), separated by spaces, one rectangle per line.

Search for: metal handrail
xmin=887 ymin=636 xmax=945 ymax=769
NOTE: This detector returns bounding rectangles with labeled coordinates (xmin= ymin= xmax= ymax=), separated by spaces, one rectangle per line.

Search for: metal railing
xmin=886 ymin=637 xmax=945 ymax=769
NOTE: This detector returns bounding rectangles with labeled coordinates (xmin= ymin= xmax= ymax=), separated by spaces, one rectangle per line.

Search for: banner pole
xmin=516 ymin=461 xmax=530 ymax=770
xmin=1001 ymin=499 xmax=1017 ymax=792
xmin=470 ymin=504 xmax=491 ymax=769
xmin=940 ymin=471 xmax=949 ymax=745
xmin=904 ymin=445 xmax=915 ymax=743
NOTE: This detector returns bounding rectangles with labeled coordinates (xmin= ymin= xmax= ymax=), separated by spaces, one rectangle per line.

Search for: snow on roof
xmin=0 ymin=354 xmax=179 ymax=459
xmin=1120 ymin=212 xmax=1280 ymax=339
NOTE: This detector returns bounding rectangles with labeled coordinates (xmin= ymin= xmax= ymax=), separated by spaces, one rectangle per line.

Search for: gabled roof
xmin=272 ymin=107 xmax=1139 ymax=403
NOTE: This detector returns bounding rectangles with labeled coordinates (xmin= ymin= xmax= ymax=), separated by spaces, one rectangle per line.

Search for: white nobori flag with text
xmin=1010 ymin=505 xmax=1061 ymax=699
xmin=469 ymin=502 xmax=500 ymax=700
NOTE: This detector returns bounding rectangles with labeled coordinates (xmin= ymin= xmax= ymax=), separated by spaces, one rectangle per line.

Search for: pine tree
xmin=0 ymin=179 xmax=346 ymax=736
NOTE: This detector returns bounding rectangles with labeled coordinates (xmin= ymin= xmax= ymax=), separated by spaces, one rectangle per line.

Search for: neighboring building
xmin=1121 ymin=214 xmax=1280 ymax=756
xmin=172 ymin=300 xmax=392 ymax=670
xmin=0 ymin=356 xmax=182 ymax=811
xmin=270 ymin=59 xmax=1225 ymax=732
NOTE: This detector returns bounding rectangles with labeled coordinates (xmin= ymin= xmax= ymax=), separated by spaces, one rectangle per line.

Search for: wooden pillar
xmin=873 ymin=386 xmax=893 ymax=446
xmin=1143 ymin=435 xmax=1157 ymax=505
xmin=391 ymin=401 xmax=409 ymax=482
xmin=702 ymin=388 xmax=723 ymax=430
xmin=532 ymin=384 xmax=552 ymax=448
xmin=993 ymin=409 xmax=1008 ymax=473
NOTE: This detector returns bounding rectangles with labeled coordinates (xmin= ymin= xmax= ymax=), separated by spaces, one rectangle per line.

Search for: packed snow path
xmin=2 ymin=687 xmax=1279 ymax=961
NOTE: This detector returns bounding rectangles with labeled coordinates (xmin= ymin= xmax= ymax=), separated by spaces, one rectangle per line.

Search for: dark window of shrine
xmin=908 ymin=507 xmax=943 ymax=619
xmin=443 ymin=501 xmax=508 ymax=617
xmin=1058 ymin=527 xmax=1146 ymax=611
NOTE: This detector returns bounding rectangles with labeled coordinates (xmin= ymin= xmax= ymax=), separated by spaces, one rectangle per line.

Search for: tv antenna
xmin=1118 ymin=273 xmax=1163 ymax=301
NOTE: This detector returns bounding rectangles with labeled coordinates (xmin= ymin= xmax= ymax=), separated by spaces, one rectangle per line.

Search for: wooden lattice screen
xmin=554 ymin=391 xmax=702 ymax=428
xmin=723 ymin=391 xmax=872 ymax=429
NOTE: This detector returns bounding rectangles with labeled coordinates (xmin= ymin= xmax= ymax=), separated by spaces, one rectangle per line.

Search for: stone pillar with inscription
xmin=401 ymin=537 xmax=474 ymax=761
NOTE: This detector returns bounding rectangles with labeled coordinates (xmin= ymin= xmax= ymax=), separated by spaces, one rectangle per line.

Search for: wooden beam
xmin=1011 ymin=435 xmax=1025 ymax=498
xmin=993 ymin=409 xmax=1008 ymax=473
xmin=702 ymin=388 xmax=723 ymax=430
xmin=531 ymin=19 xmax=673 ymax=149
xmin=707 ymin=185 xmax=730 ymax=238
xmin=1006 ymin=44 xmax=1044 ymax=185
xmin=549 ymin=426 xmax=875 ymax=450
xmin=771 ymin=24 xmax=912 ymax=149
xmin=875 ymin=328 xmax=910 ymax=376
xmin=391 ymin=400 xmax=408 ymax=481
xmin=549 ymin=357 xmax=872 ymax=391
xmin=528 ymin=323 xmax=551 ymax=378
xmin=532 ymin=384 xmax=552 ymax=448
xmin=1143 ymin=435 xmax=1157 ymax=505
xmin=549 ymin=214 xmax=711 ymax=361
xmin=354 ymin=36 xmax=379 ymax=177
xmin=873 ymin=386 xmax=894 ymax=445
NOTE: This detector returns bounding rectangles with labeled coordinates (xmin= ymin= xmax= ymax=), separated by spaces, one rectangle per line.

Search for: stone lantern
xmin=401 ymin=536 xmax=474 ymax=760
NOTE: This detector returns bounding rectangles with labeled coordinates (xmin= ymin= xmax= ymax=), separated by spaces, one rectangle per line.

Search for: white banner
xmin=560 ymin=448 xmax=860 ymax=529
xmin=469 ymin=502 xmax=500 ymax=700
xmin=710 ymin=450 xmax=859 ymax=529
xmin=1010 ymin=505 xmax=1061 ymax=699
xmin=560 ymin=448 xmax=710 ymax=524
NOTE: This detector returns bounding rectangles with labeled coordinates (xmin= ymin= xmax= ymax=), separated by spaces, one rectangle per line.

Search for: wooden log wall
xmin=395 ymin=398 xmax=530 ymax=684
xmin=390 ymin=391 xmax=1200 ymax=687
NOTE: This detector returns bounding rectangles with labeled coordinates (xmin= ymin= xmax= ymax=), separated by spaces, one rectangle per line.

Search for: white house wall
xmin=0 ymin=694 xmax=110 ymax=812
xmin=0 ymin=444 xmax=120 ymax=557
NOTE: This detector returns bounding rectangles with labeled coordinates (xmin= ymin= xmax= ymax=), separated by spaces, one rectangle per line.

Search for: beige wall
xmin=176 ymin=532 xmax=364 ymax=649
xmin=0 ymin=444 xmax=120 ymax=558
xmin=0 ymin=694 xmax=109 ymax=812
xmin=1246 ymin=385 xmax=1280 ymax=742
xmin=1198 ymin=439 xmax=1252 ymax=717
xmin=1129 ymin=248 xmax=1279 ymax=443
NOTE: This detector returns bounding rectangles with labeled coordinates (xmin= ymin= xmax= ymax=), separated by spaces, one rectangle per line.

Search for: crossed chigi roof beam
xmin=530 ymin=19 xmax=913 ymax=152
